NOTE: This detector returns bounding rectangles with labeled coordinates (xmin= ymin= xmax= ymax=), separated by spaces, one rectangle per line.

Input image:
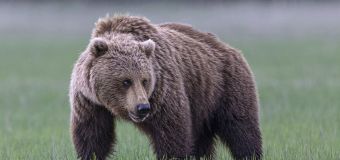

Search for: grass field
xmin=0 ymin=35 xmax=339 ymax=160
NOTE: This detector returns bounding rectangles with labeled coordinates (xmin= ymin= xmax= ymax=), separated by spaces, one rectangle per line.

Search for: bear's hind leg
xmin=217 ymin=53 xmax=262 ymax=159
xmin=215 ymin=109 xmax=262 ymax=160
xmin=192 ymin=124 xmax=216 ymax=160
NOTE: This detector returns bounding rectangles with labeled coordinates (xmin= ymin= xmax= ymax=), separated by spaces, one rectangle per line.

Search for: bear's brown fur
xmin=69 ymin=15 xmax=262 ymax=160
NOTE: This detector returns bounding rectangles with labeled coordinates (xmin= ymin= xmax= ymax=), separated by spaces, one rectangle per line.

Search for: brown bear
xmin=69 ymin=15 xmax=262 ymax=160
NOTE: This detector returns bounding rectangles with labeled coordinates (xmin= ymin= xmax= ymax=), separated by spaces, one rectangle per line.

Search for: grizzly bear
xmin=69 ymin=15 xmax=262 ymax=160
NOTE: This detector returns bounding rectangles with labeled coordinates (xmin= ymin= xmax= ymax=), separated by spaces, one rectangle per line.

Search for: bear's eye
xmin=142 ymin=79 xmax=148 ymax=87
xmin=122 ymin=79 xmax=132 ymax=88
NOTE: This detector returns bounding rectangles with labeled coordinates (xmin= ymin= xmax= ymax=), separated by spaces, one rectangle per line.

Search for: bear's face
xmin=88 ymin=36 xmax=156 ymax=123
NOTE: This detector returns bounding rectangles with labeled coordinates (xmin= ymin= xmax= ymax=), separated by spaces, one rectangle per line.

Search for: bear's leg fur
xmin=137 ymin=89 xmax=193 ymax=159
xmin=71 ymin=93 xmax=116 ymax=160
xmin=138 ymin=107 xmax=193 ymax=160
xmin=192 ymin=127 xmax=216 ymax=160
xmin=216 ymin=111 xmax=262 ymax=160
xmin=215 ymin=57 xmax=262 ymax=160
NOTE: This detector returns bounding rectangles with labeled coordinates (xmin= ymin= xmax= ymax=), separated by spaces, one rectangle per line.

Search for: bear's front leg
xmin=138 ymin=94 xmax=193 ymax=159
xmin=71 ymin=92 xmax=116 ymax=160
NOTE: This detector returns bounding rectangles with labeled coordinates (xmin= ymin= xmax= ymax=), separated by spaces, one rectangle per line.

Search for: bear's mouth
xmin=128 ymin=112 xmax=149 ymax=123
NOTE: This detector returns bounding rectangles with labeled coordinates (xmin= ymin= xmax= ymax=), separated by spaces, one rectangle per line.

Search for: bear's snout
xmin=136 ymin=103 xmax=150 ymax=117
xmin=128 ymin=103 xmax=151 ymax=123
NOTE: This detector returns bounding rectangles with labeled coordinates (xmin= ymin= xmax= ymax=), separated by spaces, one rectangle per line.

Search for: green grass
xmin=0 ymin=36 xmax=339 ymax=159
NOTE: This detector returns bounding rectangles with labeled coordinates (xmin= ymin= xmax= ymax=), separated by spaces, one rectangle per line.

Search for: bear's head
xmin=84 ymin=35 xmax=156 ymax=123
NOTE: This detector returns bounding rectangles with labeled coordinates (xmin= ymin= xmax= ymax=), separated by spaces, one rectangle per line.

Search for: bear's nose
xmin=136 ymin=103 xmax=151 ymax=117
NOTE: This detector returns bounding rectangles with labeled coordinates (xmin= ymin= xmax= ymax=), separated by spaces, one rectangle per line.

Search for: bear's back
xmin=159 ymin=23 xmax=232 ymax=54
xmin=157 ymin=23 xmax=233 ymax=116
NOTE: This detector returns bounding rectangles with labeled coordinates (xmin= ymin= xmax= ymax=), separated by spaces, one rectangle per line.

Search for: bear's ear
xmin=90 ymin=38 xmax=108 ymax=57
xmin=139 ymin=39 xmax=155 ymax=58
